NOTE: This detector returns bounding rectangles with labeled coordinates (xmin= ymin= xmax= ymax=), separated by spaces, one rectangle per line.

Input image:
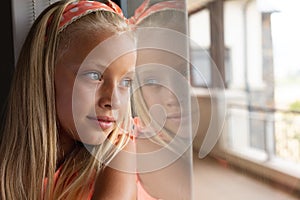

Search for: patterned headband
xmin=59 ymin=0 xmax=124 ymax=31
xmin=128 ymin=0 xmax=185 ymax=25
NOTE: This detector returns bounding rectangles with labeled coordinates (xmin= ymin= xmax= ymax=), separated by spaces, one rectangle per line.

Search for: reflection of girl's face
xmin=136 ymin=50 xmax=190 ymax=137
xmin=55 ymin=33 xmax=136 ymax=145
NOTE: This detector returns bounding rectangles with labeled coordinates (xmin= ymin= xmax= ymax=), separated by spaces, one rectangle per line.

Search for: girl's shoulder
xmin=136 ymin=174 xmax=160 ymax=200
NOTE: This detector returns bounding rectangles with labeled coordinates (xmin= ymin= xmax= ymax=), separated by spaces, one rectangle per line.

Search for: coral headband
xmin=128 ymin=0 xmax=185 ymax=24
xmin=57 ymin=0 xmax=185 ymax=31
xmin=59 ymin=0 xmax=124 ymax=31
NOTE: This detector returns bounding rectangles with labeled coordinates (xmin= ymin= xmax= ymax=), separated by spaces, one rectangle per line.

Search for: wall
xmin=0 ymin=0 xmax=14 ymax=125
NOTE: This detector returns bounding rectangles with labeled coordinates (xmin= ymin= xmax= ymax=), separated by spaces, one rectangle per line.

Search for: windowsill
xmin=210 ymin=147 xmax=300 ymax=192
xmin=190 ymin=87 xmax=211 ymax=97
xmin=193 ymin=87 xmax=300 ymax=192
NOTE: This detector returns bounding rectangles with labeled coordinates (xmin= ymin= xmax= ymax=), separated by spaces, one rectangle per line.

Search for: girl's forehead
xmin=137 ymin=49 xmax=186 ymax=67
xmin=82 ymin=51 xmax=136 ymax=69
xmin=59 ymin=30 xmax=135 ymax=60
xmin=81 ymin=33 xmax=136 ymax=64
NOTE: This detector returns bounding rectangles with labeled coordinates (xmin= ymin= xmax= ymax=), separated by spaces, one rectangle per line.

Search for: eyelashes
xmin=82 ymin=71 xmax=133 ymax=88
xmin=143 ymin=77 xmax=160 ymax=86
xmin=119 ymin=78 xmax=133 ymax=88
xmin=84 ymin=71 xmax=103 ymax=81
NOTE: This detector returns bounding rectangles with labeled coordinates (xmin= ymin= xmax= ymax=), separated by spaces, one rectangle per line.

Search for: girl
xmin=130 ymin=0 xmax=194 ymax=199
xmin=0 ymin=0 xmax=137 ymax=199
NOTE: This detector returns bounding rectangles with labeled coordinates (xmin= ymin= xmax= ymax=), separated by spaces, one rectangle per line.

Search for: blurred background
xmin=189 ymin=0 xmax=300 ymax=199
xmin=1 ymin=0 xmax=300 ymax=199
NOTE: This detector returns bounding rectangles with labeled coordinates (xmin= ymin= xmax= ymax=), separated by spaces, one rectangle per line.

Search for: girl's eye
xmin=85 ymin=72 xmax=103 ymax=81
xmin=119 ymin=79 xmax=133 ymax=88
xmin=144 ymin=78 xmax=159 ymax=86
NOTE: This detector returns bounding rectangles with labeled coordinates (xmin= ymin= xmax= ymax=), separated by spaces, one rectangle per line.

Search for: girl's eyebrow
xmin=126 ymin=70 xmax=136 ymax=75
xmin=79 ymin=61 xmax=107 ymax=70
xmin=122 ymin=71 xmax=136 ymax=80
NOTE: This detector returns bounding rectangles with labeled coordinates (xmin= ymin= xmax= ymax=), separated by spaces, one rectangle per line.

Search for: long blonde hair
xmin=0 ymin=0 xmax=132 ymax=199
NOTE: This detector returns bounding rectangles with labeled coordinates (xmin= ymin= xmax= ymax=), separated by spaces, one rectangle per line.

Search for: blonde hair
xmin=0 ymin=0 xmax=132 ymax=199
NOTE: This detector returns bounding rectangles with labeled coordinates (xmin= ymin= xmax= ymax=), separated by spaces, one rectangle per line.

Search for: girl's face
xmin=55 ymin=32 xmax=136 ymax=145
xmin=136 ymin=49 xmax=190 ymax=138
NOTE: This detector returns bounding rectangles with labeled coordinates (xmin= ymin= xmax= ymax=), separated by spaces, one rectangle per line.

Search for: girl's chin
xmin=77 ymin=133 xmax=107 ymax=146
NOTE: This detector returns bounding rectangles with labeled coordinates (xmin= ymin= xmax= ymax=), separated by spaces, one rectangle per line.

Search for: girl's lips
xmin=166 ymin=113 xmax=182 ymax=124
xmin=87 ymin=116 xmax=115 ymax=130
xmin=97 ymin=120 xmax=114 ymax=130
xmin=96 ymin=116 xmax=115 ymax=130
xmin=166 ymin=113 xmax=190 ymax=124
xmin=167 ymin=112 xmax=181 ymax=119
xmin=96 ymin=116 xmax=115 ymax=122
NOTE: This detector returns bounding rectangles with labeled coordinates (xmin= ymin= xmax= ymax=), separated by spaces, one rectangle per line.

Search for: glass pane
xmin=126 ymin=0 xmax=195 ymax=199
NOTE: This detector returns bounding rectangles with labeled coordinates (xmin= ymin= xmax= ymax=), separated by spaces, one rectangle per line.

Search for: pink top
xmin=44 ymin=165 xmax=158 ymax=200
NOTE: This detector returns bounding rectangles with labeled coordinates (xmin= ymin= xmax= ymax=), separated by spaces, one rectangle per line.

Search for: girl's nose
xmin=97 ymin=81 xmax=121 ymax=110
xmin=161 ymin=87 xmax=181 ymax=108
